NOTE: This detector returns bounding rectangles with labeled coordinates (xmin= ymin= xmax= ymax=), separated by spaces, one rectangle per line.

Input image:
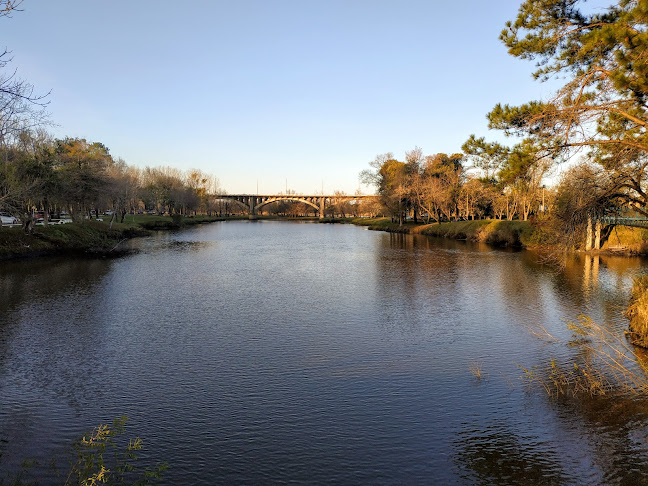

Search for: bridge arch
xmin=255 ymin=197 xmax=320 ymax=213
xmin=213 ymin=197 xmax=250 ymax=212
xmin=214 ymin=193 xmax=374 ymax=219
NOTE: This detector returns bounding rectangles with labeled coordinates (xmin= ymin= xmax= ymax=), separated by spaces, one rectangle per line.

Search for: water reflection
xmin=454 ymin=423 xmax=569 ymax=485
xmin=1 ymin=222 xmax=648 ymax=484
xmin=0 ymin=257 xmax=112 ymax=313
xmin=552 ymin=393 xmax=648 ymax=484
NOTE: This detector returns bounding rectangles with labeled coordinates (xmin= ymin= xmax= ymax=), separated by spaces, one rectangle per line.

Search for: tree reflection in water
xmin=454 ymin=424 xmax=569 ymax=485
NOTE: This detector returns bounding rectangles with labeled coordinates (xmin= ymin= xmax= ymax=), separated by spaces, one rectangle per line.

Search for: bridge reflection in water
xmin=216 ymin=194 xmax=372 ymax=219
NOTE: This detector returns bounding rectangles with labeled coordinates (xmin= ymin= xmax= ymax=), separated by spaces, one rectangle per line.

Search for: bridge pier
xmin=594 ymin=220 xmax=601 ymax=250
xmin=585 ymin=217 xmax=602 ymax=251
xmin=248 ymin=196 xmax=257 ymax=220
xmin=319 ymin=197 xmax=325 ymax=219
xmin=585 ymin=217 xmax=593 ymax=251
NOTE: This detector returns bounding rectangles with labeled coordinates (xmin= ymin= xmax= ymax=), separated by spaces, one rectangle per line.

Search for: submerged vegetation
xmin=3 ymin=416 xmax=166 ymax=486
xmin=521 ymin=315 xmax=648 ymax=398
xmin=469 ymin=361 xmax=484 ymax=381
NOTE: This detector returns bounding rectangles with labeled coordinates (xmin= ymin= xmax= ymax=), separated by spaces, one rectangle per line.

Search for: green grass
xmin=8 ymin=222 xmax=148 ymax=256
xmin=5 ymin=214 xmax=648 ymax=260
xmin=603 ymin=226 xmax=648 ymax=253
xmin=101 ymin=213 xmax=246 ymax=230
xmin=346 ymin=218 xmax=535 ymax=247
xmin=0 ymin=214 xmax=250 ymax=259
xmin=0 ymin=221 xmax=150 ymax=259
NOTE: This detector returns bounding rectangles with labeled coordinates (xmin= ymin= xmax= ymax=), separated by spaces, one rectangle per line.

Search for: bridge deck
xmin=600 ymin=217 xmax=648 ymax=229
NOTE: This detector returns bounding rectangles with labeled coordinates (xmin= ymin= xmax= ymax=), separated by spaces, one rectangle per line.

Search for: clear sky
xmin=3 ymin=0 xmax=565 ymax=195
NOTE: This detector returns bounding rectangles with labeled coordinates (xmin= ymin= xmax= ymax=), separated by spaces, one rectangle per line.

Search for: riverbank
xmin=0 ymin=214 xmax=239 ymax=260
xmin=345 ymin=218 xmax=536 ymax=248
xmin=343 ymin=217 xmax=648 ymax=254
xmin=3 ymin=215 xmax=648 ymax=260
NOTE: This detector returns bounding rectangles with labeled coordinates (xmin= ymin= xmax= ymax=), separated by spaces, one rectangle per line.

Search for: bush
xmin=625 ymin=275 xmax=648 ymax=348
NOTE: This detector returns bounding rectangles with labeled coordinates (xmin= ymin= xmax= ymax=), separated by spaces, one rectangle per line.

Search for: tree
xmin=462 ymin=135 xmax=507 ymax=181
xmin=106 ymin=158 xmax=140 ymax=223
xmin=361 ymin=153 xmax=409 ymax=224
xmin=404 ymin=146 xmax=424 ymax=221
xmin=410 ymin=153 xmax=464 ymax=223
xmin=553 ymin=161 xmax=621 ymax=245
xmin=332 ymin=191 xmax=353 ymax=217
xmin=490 ymin=0 xmax=648 ymax=216
xmin=0 ymin=1 xmax=49 ymax=221
xmin=460 ymin=177 xmax=490 ymax=220
xmin=499 ymin=141 xmax=551 ymax=221
xmin=55 ymin=138 xmax=112 ymax=221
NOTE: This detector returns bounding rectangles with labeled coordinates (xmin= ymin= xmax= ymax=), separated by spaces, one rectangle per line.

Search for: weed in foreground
xmin=521 ymin=315 xmax=648 ymax=398
xmin=2 ymin=416 xmax=166 ymax=486
xmin=469 ymin=361 xmax=484 ymax=380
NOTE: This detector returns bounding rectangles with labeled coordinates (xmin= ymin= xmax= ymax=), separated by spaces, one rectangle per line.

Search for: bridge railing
xmin=599 ymin=216 xmax=648 ymax=228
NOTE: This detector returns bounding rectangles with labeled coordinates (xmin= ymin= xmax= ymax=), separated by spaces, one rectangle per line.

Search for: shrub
xmin=625 ymin=275 xmax=648 ymax=348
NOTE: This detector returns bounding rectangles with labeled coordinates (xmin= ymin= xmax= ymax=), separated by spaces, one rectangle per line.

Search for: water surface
xmin=1 ymin=221 xmax=647 ymax=484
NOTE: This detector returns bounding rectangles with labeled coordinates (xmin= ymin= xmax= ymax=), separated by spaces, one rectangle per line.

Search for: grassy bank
xmin=0 ymin=214 xmax=239 ymax=260
xmin=5 ymin=214 xmax=648 ymax=260
xmin=0 ymin=222 xmax=149 ymax=260
xmin=601 ymin=226 xmax=648 ymax=254
xmin=347 ymin=218 xmax=535 ymax=248
xmin=345 ymin=217 xmax=648 ymax=253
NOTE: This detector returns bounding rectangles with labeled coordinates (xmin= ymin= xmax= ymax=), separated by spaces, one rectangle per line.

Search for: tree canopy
xmin=490 ymin=0 xmax=648 ymax=215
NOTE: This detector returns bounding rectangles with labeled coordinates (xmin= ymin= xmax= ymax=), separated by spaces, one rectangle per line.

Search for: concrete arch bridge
xmin=216 ymin=194 xmax=372 ymax=219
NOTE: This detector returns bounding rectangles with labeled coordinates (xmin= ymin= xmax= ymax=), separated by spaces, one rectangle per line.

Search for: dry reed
xmin=522 ymin=315 xmax=648 ymax=398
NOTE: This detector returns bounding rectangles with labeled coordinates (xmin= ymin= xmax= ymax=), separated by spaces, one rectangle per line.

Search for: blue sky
xmin=4 ymin=1 xmax=567 ymax=194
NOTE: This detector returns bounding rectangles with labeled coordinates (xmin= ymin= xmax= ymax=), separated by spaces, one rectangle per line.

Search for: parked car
xmin=0 ymin=214 xmax=18 ymax=225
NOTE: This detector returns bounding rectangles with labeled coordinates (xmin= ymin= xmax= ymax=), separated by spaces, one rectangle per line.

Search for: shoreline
xmin=0 ymin=215 xmax=240 ymax=261
xmin=2 ymin=215 xmax=647 ymax=261
xmin=341 ymin=217 xmax=648 ymax=256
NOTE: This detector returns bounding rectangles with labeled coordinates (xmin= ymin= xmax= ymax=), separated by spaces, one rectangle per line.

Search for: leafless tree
xmin=0 ymin=0 xmax=23 ymax=18
xmin=0 ymin=2 xmax=49 ymax=148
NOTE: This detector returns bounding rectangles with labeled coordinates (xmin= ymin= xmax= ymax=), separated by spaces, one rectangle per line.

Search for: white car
xmin=0 ymin=214 xmax=18 ymax=225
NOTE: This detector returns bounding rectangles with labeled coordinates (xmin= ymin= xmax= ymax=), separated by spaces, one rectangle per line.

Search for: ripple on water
xmin=1 ymin=221 xmax=648 ymax=484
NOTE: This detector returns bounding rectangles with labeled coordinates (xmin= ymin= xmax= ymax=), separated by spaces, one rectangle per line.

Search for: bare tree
xmin=0 ymin=2 xmax=49 ymax=148
xmin=0 ymin=0 xmax=23 ymax=18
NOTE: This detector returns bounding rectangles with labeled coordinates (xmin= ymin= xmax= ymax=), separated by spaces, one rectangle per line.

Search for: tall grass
xmin=522 ymin=315 xmax=648 ymax=398
xmin=625 ymin=275 xmax=648 ymax=348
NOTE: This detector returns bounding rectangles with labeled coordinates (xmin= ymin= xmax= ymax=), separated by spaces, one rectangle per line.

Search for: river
xmin=1 ymin=220 xmax=647 ymax=484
